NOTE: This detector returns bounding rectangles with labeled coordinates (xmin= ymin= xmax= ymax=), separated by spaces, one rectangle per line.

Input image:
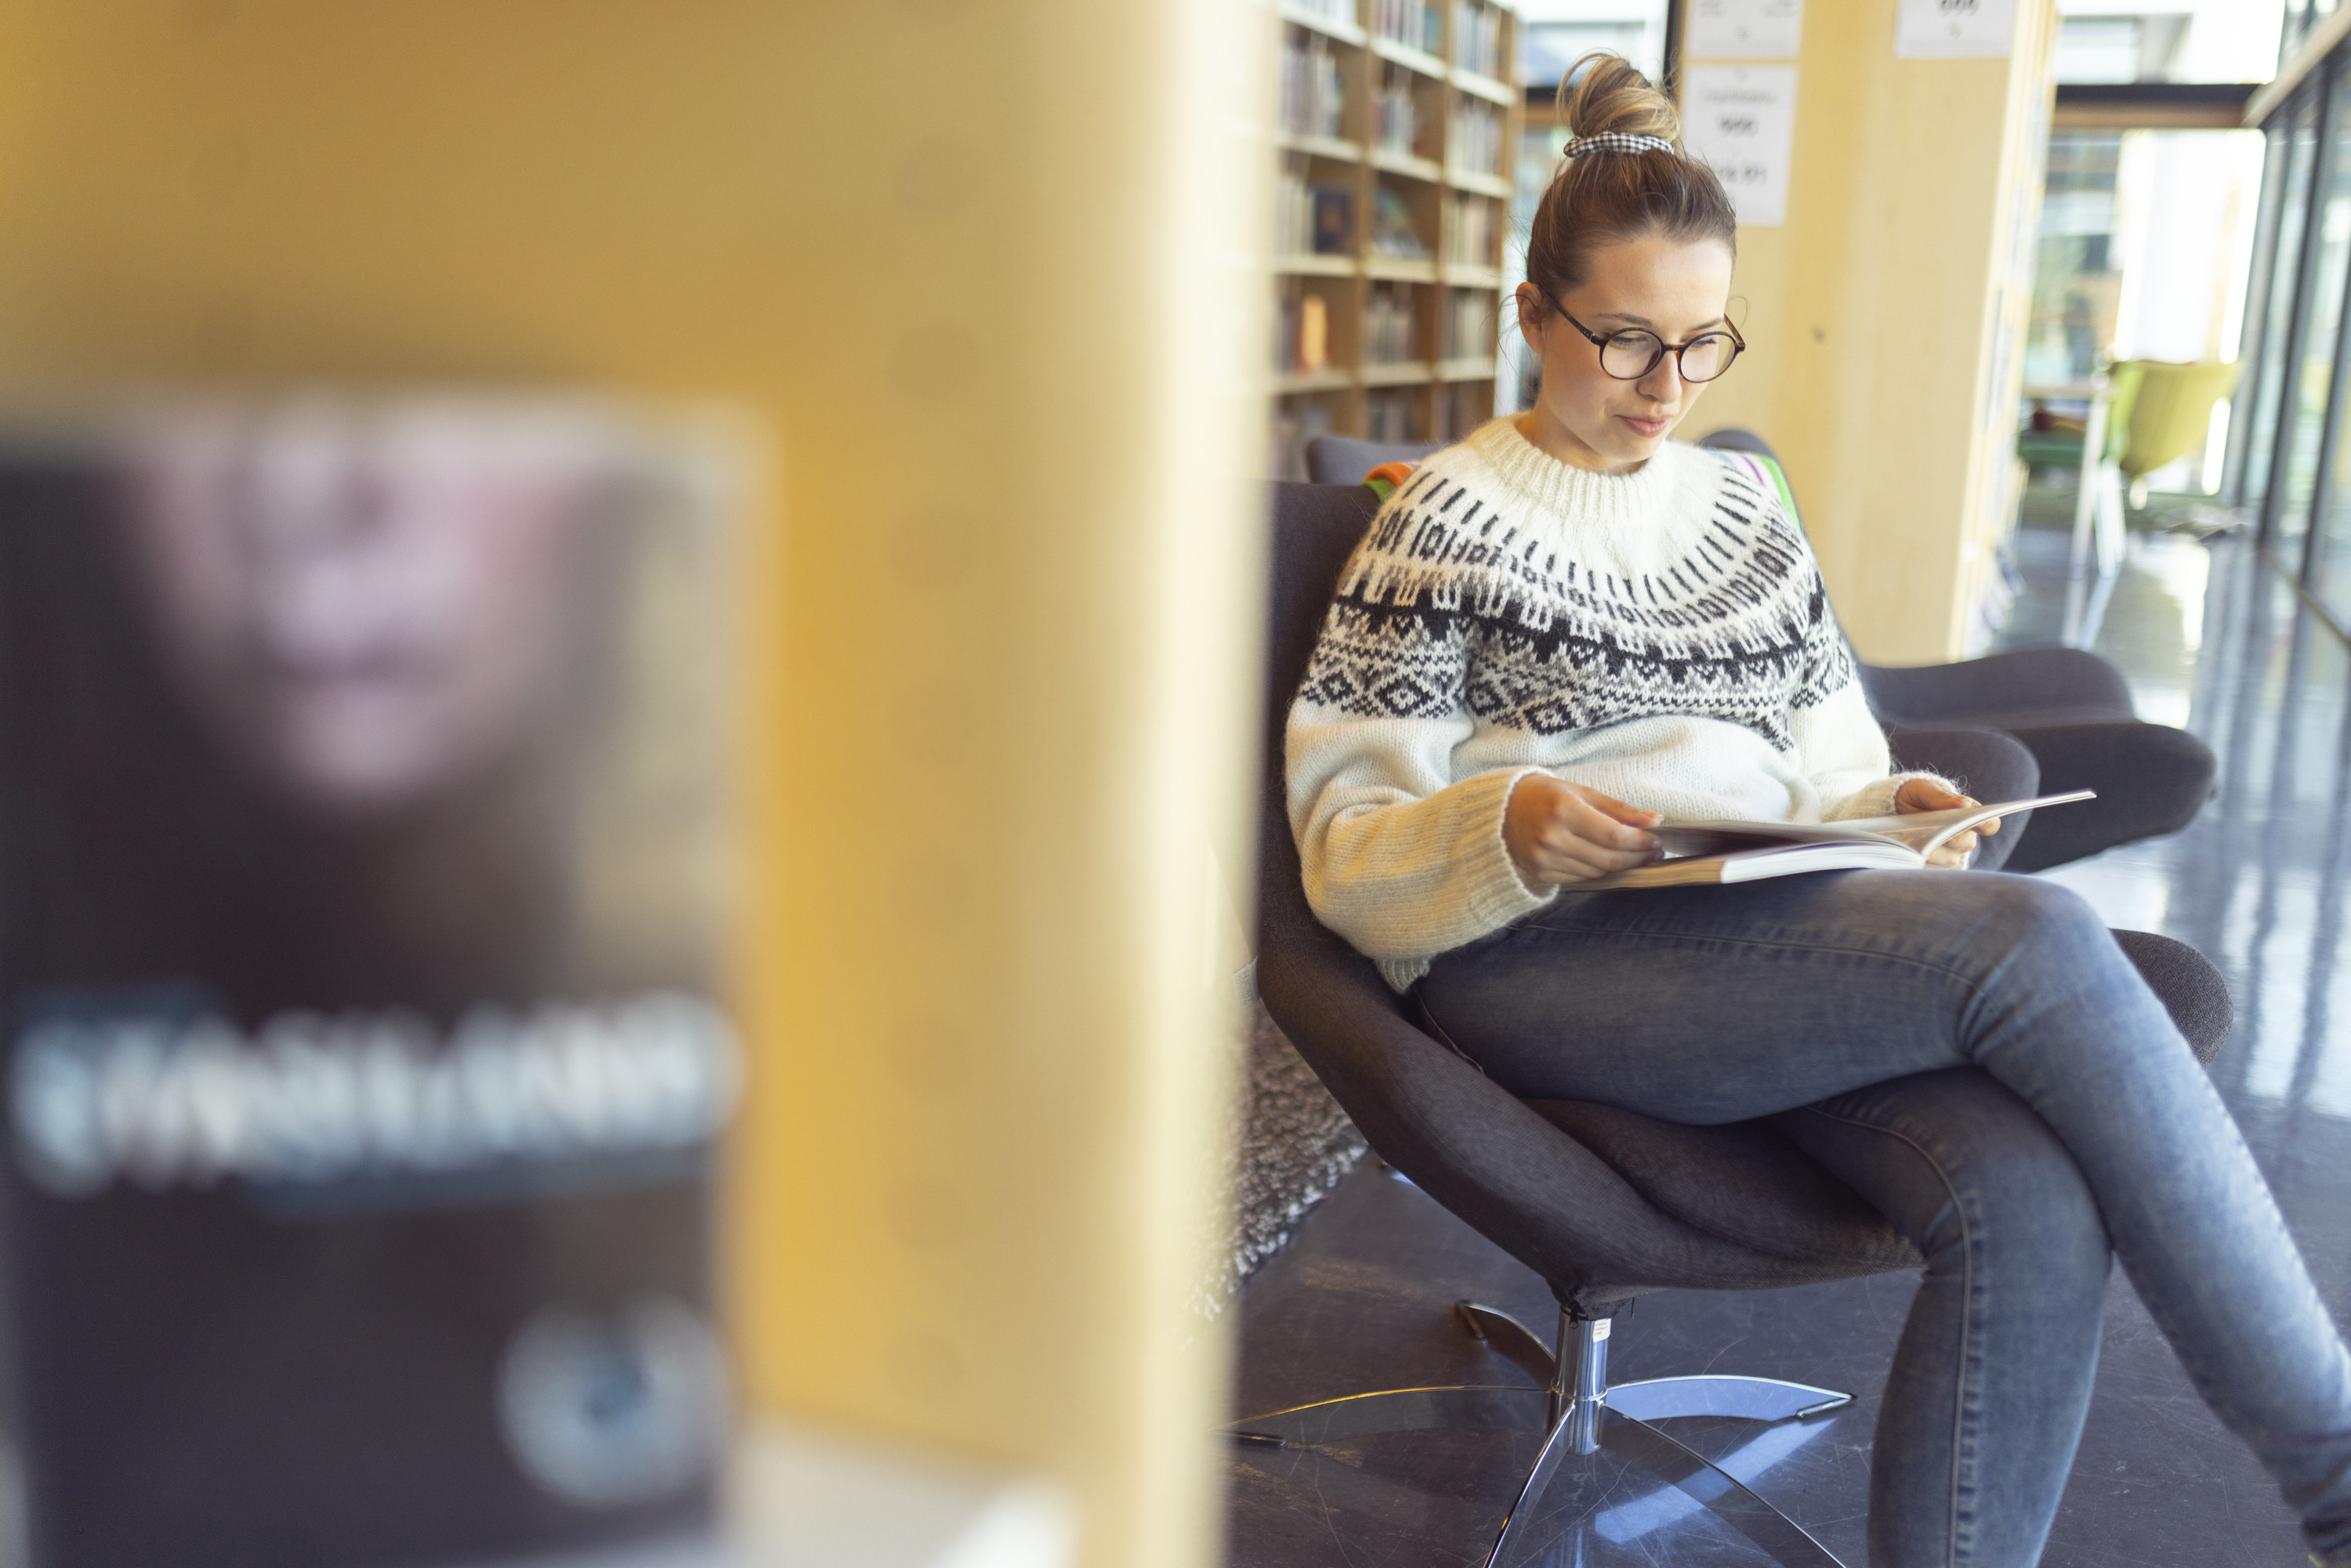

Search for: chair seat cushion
xmin=1521 ymin=1100 xmax=1922 ymax=1273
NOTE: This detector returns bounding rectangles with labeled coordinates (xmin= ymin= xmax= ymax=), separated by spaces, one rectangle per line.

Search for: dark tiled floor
xmin=1225 ymin=520 xmax=2351 ymax=1566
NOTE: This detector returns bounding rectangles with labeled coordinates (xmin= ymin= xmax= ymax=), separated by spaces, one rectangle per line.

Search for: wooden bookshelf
xmin=1270 ymin=0 xmax=1522 ymax=478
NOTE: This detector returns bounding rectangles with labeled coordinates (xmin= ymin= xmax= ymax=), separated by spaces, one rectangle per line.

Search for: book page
xmin=1837 ymin=790 xmax=2098 ymax=856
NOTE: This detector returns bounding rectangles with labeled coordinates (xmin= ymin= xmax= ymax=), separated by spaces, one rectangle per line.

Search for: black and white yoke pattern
xmin=1299 ymin=444 xmax=1852 ymax=751
xmin=1284 ymin=419 xmax=1926 ymax=992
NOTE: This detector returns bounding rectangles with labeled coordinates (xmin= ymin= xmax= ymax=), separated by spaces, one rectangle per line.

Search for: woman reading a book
xmin=1287 ymin=53 xmax=2351 ymax=1568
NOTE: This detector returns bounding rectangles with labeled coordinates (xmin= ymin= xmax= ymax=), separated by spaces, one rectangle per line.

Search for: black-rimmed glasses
xmin=1556 ymin=306 xmax=1744 ymax=383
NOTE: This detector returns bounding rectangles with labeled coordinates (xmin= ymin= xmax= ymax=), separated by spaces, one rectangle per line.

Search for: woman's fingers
xmin=1924 ymin=827 xmax=1979 ymax=869
xmin=1569 ymin=784 xmax=1665 ymax=828
xmin=1528 ymin=827 xmax=1662 ymax=883
xmin=1896 ymin=778 xmax=1976 ymax=815
xmin=1556 ymin=791 xmax=1660 ymax=854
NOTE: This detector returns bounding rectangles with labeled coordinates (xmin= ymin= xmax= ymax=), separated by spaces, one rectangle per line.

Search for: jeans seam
xmin=1516 ymin=917 xmax=1992 ymax=993
xmin=1804 ymin=1103 xmax=1980 ymax=1568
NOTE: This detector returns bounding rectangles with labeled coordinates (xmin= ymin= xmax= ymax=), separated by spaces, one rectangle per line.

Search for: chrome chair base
xmin=1229 ymin=1301 xmax=1854 ymax=1568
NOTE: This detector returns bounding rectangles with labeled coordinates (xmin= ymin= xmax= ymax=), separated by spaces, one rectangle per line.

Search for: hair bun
xmin=1558 ymin=52 xmax=1680 ymax=147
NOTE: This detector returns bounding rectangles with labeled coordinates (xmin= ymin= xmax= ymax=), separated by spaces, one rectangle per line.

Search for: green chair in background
xmin=2020 ymin=358 xmax=2239 ymax=648
xmin=2116 ymin=358 xmax=2241 ymax=507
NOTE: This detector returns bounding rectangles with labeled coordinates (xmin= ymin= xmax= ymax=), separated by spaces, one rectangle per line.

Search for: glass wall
xmin=2230 ymin=43 xmax=2351 ymax=632
xmin=2025 ymin=134 xmax=2124 ymax=387
xmin=2241 ymin=89 xmax=2321 ymax=516
xmin=2272 ymin=77 xmax=2351 ymax=560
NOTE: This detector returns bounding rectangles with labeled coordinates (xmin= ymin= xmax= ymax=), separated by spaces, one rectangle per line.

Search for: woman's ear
xmin=1513 ymin=283 xmax=1548 ymax=356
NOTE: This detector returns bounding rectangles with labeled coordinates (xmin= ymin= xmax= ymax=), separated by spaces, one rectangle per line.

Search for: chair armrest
xmin=1880 ymin=726 xmax=2038 ymax=873
xmin=1859 ymin=646 xmax=2138 ymax=729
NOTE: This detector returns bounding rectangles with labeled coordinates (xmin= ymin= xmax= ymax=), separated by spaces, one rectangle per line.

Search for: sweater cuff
xmin=1823 ymin=770 xmax=1956 ymax=822
xmin=1463 ymin=766 xmax=1561 ymax=923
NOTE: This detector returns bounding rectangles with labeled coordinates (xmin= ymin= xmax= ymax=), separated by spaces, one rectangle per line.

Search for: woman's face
xmin=1515 ymin=232 xmax=1736 ymax=474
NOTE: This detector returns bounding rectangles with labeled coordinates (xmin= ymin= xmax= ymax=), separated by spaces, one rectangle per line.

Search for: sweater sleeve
xmin=1284 ymin=552 xmax=1556 ymax=965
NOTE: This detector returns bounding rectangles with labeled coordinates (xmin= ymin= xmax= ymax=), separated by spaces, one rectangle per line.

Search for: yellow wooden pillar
xmin=1684 ymin=0 xmax=2057 ymax=664
xmin=0 ymin=4 xmax=1267 ymax=1564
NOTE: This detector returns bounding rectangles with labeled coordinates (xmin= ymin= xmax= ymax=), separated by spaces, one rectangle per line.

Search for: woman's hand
xmin=1896 ymin=777 xmax=1997 ymax=869
xmin=1504 ymin=774 xmax=1663 ymax=891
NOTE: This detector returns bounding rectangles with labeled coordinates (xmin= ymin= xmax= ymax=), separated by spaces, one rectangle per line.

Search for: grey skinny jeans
xmin=1416 ymin=867 xmax=2351 ymax=1568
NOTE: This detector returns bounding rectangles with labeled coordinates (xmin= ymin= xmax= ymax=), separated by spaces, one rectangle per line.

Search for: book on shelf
xmin=1313 ymin=186 xmax=1357 ymax=254
xmin=1270 ymin=400 xmax=1337 ymax=481
xmin=1375 ymin=63 xmax=1423 ymax=159
xmin=1444 ymin=288 xmax=1494 ymax=358
xmin=1372 ymin=185 xmax=1427 ymax=257
xmin=1366 ymin=281 xmax=1418 ymax=364
xmin=1367 ymin=388 xmax=1419 ymax=442
xmin=1453 ymin=0 xmax=1505 ymax=78
xmin=1280 ymin=30 xmax=1346 ymax=141
xmin=1450 ymin=99 xmax=1502 ymax=177
xmin=1371 ymin=0 xmax=1444 ymax=54
xmin=1571 ymin=791 xmax=2097 ymax=889
xmin=1446 ymin=191 xmax=1497 ymax=266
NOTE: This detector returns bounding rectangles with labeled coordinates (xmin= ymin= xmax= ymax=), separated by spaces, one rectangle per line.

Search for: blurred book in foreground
xmin=0 ymin=393 xmax=746 ymax=1568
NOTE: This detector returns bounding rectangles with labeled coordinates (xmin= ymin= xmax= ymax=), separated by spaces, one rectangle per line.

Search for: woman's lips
xmin=1618 ymin=413 xmax=1671 ymax=438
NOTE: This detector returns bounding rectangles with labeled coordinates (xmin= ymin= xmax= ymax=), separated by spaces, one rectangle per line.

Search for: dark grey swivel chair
xmin=1238 ymin=479 xmax=2234 ymax=1568
xmin=1302 ymin=431 xmax=2219 ymax=875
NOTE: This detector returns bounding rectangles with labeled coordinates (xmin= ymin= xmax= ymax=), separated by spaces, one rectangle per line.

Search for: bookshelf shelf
xmin=1368 ymin=35 xmax=1449 ymax=80
xmin=1279 ymin=2 xmax=1368 ymax=47
xmin=1445 ymin=168 xmax=1509 ymax=199
xmin=1450 ymin=70 xmax=1515 ymax=107
xmin=1277 ymin=368 xmax=1357 ymax=395
xmin=1369 ymin=148 xmax=1443 ymax=183
xmin=1277 ymin=132 xmax=1365 ymax=162
xmin=1270 ymin=0 xmax=1522 ymax=477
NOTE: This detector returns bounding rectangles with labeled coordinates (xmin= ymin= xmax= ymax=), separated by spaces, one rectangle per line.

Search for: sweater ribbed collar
xmin=1462 ymin=416 xmax=1688 ymax=531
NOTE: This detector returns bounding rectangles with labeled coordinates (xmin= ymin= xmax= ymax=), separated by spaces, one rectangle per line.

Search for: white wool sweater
xmin=1287 ymin=418 xmax=1929 ymax=992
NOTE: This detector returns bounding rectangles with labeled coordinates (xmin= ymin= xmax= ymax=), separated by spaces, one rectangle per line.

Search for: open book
xmin=1573 ymin=791 xmax=2097 ymax=889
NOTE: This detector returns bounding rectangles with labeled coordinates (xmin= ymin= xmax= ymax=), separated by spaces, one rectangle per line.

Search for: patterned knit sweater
xmin=1287 ymin=418 xmax=1926 ymax=991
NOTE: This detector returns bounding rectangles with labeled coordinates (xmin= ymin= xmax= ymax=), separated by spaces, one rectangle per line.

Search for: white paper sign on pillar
xmin=1686 ymin=0 xmax=1804 ymax=60
xmin=1679 ymin=65 xmax=1799 ymax=228
xmin=1895 ymin=0 xmax=2017 ymax=58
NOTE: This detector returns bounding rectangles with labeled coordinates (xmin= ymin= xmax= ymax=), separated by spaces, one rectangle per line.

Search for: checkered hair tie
xmin=1564 ymin=133 xmax=1675 ymax=158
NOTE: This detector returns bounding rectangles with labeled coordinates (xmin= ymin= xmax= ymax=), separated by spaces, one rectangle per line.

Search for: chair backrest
xmin=1259 ymin=482 xmax=1382 ymax=945
xmin=2115 ymin=358 xmax=2242 ymax=480
xmin=1304 ymin=434 xmax=1436 ymax=486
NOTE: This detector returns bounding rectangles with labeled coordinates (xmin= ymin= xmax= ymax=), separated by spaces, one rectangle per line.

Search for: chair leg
xmin=1455 ymin=1301 xmax=1558 ymax=1385
xmin=1607 ymin=1374 xmax=1851 ymax=1423
xmin=1231 ymin=1304 xmax=1857 ymax=1567
xmin=1596 ymin=1408 xmax=1847 ymax=1567
xmin=1480 ymin=1312 xmax=1853 ymax=1568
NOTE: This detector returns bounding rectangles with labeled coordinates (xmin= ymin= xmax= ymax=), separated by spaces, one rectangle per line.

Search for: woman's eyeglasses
xmin=1555 ymin=306 xmax=1744 ymax=383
